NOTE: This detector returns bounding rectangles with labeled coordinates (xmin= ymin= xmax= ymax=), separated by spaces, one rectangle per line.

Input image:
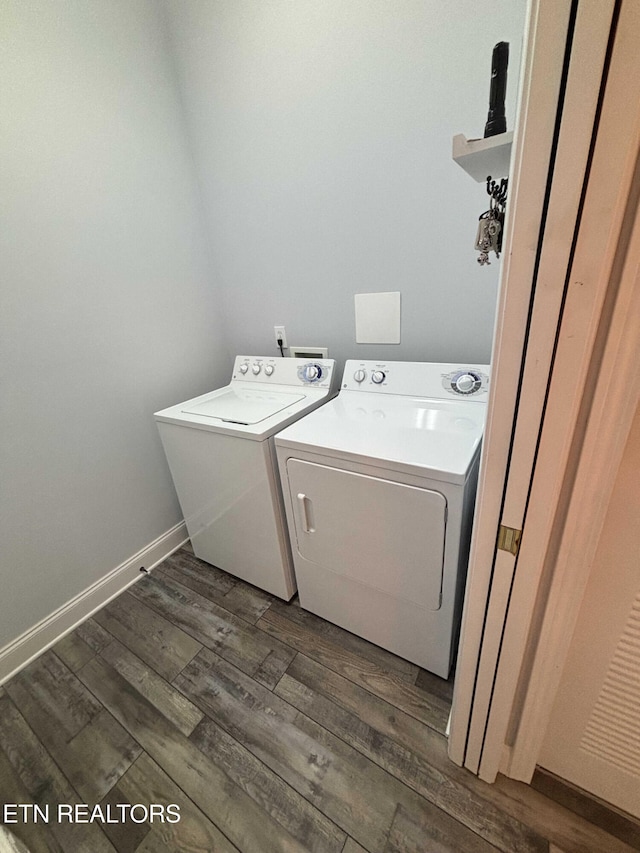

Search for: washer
xmin=155 ymin=356 xmax=337 ymax=599
xmin=275 ymin=360 xmax=489 ymax=677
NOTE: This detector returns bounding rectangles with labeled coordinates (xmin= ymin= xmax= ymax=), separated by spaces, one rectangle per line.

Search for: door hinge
xmin=497 ymin=524 xmax=522 ymax=557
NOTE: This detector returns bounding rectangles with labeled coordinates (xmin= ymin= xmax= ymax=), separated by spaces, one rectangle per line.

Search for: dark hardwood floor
xmin=1 ymin=547 xmax=639 ymax=852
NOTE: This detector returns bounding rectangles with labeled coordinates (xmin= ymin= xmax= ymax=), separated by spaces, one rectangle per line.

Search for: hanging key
xmin=475 ymin=215 xmax=493 ymax=253
xmin=486 ymin=216 xmax=502 ymax=258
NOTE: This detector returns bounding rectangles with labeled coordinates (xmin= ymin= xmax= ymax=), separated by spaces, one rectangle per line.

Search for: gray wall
xmin=1 ymin=0 xmax=526 ymax=653
xmin=164 ymin=0 xmax=526 ymax=368
xmin=0 ymin=1 xmax=227 ymax=648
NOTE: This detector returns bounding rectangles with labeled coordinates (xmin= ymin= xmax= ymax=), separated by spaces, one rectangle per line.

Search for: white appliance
xmin=155 ymin=356 xmax=337 ymax=599
xmin=275 ymin=360 xmax=489 ymax=677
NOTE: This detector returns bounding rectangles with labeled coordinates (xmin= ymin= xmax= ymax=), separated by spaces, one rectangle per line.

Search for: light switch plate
xmin=355 ymin=292 xmax=401 ymax=344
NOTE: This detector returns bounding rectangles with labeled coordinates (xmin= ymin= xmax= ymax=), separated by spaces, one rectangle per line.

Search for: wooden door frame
xmin=448 ymin=0 xmax=575 ymax=768
xmin=449 ymin=0 xmax=624 ymax=779
xmin=503 ymin=0 xmax=640 ymax=781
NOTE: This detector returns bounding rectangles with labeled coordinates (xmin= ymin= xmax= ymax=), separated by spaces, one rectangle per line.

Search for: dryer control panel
xmin=342 ymin=360 xmax=490 ymax=399
xmin=441 ymin=368 xmax=489 ymax=398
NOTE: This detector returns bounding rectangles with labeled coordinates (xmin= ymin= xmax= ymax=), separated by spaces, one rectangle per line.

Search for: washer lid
xmin=182 ymin=388 xmax=306 ymax=425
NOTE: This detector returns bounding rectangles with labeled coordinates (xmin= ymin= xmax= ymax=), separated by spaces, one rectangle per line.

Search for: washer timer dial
xmin=451 ymin=370 xmax=482 ymax=395
xmin=371 ymin=370 xmax=386 ymax=384
xmin=299 ymin=362 xmax=325 ymax=384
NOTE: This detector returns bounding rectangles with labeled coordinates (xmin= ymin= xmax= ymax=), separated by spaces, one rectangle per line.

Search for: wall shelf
xmin=452 ymin=131 xmax=513 ymax=182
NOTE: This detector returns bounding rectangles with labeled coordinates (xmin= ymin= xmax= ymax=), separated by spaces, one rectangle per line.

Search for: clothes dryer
xmin=275 ymin=360 xmax=489 ymax=676
xmin=155 ymin=356 xmax=337 ymax=599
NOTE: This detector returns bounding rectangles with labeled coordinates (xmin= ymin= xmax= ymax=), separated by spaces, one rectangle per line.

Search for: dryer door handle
xmin=296 ymin=493 xmax=315 ymax=533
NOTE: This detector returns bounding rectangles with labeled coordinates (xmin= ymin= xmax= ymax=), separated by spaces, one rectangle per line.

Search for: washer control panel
xmin=342 ymin=360 xmax=490 ymax=399
xmin=232 ymin=356 xmax=335 ymax=389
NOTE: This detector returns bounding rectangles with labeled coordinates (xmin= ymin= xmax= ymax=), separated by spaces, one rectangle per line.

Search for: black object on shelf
xmin=484 ymin=42 xmax=509 ymax=138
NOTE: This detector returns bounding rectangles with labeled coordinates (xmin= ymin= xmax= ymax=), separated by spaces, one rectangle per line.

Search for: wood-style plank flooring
xmin=1 ymin=547 xmax=639 ymax=853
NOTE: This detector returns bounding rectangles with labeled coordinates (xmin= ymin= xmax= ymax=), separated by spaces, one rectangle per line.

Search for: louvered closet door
xmin=538 ymin=402 xmax=640 ymax=819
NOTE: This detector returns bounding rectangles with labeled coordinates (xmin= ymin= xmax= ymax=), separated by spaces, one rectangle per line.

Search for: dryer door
xmin=287 ymin=459 xmax=446 ymax=610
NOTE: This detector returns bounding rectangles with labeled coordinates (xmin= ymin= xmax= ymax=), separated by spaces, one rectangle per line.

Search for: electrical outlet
xmin=274 ymin=325 xmax=288 ymax=349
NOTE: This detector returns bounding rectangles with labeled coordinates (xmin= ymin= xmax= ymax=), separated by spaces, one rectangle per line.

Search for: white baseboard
xmin=0 ymin=521 xmax=188 ymax=685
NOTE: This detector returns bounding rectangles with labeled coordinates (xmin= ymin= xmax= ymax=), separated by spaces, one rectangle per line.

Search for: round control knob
xmin=456 ymin=374 xmax=475 ymax=393
xmin=371 ymin=370 xmax=386 ymax=384
xmin=264 ymin=364 xmax=274 ymax=376
xmin=252 ymin=363 xmax=261 ymax=375
xmin=451 ymin=371 xmax=481 ymax=395
xmin=239 ymin=364 xmax=249 ymax=374
xmin=302 ymin=363 xmax=321 ymax=382
xmin=353 ymin=369 xmax=367 ymax=383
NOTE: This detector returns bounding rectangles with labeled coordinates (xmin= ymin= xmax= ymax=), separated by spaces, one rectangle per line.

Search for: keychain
xmin=475 ymin=179 xmax=506 ymax=266
xmin=475 ymin=208 xmax=501 ymax=265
